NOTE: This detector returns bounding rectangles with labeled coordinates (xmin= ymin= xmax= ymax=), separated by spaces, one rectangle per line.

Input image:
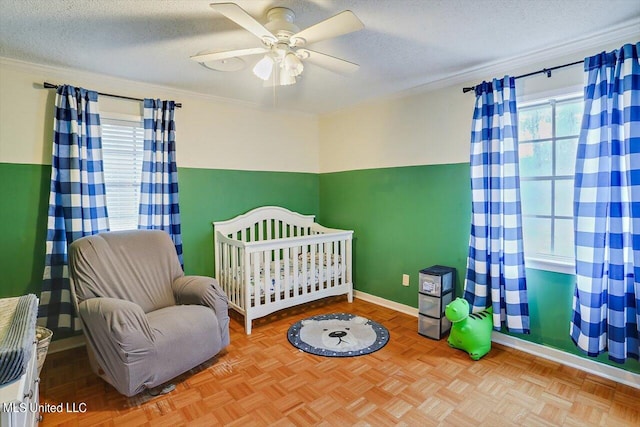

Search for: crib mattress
xmin=238 ymin=256 xmax=343 ymax=297
xmin=0 ymin=294 xmax=38 ymax=385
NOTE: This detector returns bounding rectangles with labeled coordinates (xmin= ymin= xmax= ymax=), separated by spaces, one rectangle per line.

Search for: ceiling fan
xmin=191 ymin=2 xmax=364 ymax=86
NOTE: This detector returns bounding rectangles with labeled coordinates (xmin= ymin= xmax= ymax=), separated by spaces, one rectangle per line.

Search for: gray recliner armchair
xmin=68 ymin=230 xmax=230 ymax=397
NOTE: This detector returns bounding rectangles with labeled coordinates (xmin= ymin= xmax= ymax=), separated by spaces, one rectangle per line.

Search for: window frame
xmin=517 ymin=90 xmax=582 ymax=275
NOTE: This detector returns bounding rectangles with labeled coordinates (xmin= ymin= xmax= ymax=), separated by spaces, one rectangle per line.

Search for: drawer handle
xmin=24 ymin=390 xmax=33 ymax=399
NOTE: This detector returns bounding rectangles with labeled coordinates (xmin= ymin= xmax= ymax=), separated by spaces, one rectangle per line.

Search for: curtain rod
xmin=42 ymin=82 xmax=183 ymax=108
xmin=462 ymin=59 xmax=584 ymax=94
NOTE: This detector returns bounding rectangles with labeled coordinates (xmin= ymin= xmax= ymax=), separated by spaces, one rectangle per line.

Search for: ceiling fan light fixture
xmin=283 ymin=52 xmax=304 ymax=77
xmin=279 ymin=69 xmax=297 ymax=86
xmin=252 ymin=55 xmax=274 ymax=80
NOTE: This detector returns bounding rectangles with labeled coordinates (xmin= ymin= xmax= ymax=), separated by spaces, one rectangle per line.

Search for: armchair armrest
xmin=172 ymin=276 xmax=227 ymax=309
xmin=78 ymin=297 xmax=156 ymax=396
xmin=79 ymin=297 xmax=155 ymax=347
xmin=172 ymin=276 xmax=230 ymax=347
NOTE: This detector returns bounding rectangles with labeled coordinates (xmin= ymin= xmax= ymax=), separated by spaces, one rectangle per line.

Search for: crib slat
xmin=311 ymin=243 xmax=317 ymax=292
xmin=222 ymin=243 xmax=231 ymax=305
xmin=253 ymin=252 xmax=260 ymax=308
xmin=327 ymin=241 xmax=333 ymax=289
xmin=292 ymin=246 xmax=299 ymax=296
xmin=319 ymin=242 xmax=325 ymax=291
xmin=301 ymin=244 xmax=308 ymax=295
xmin=273 ymin=249 xmax=281 ymax=302
xmin=283 ymin=247 xmax=290 ymax=300
xmin=336 ymin=240 xmax=346 ymax=284
xmin=233 ymin=246 xmax=238 ymax=304
xmin=264 ymin=250 xmax=272 ymax=303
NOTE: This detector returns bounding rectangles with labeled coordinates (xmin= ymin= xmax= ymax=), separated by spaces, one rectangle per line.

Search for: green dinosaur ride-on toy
xmin=445 ymin=297 xmax=493 ymax=360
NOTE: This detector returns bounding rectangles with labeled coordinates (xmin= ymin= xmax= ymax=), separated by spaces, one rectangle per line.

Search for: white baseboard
xmin=354 ymin=290 xmax=419 ymax=317
xmin=492 ymin=332 xmax=640 ymax=390
xmin=48 ymin=334 xmax=85 ymax=354
xmin=354 ymin=290 xmax=640 ymax=389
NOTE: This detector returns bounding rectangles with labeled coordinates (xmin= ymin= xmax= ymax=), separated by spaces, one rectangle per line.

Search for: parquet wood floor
xmin=38 ymin=296 xmax=639 ymax=426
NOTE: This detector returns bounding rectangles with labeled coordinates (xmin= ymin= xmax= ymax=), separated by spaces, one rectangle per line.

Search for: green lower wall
xmin=0 ymin=163 xmax=50 ymax=297
xmin=318 ymin=164 xmax=472 ymax=305
xmin=179 ymin=167 xmax=319 ymax=277
xmin=0 ymin=162 xmax=319 ymax=297
xmin=2 ymin=161 xmax=638 ymax=373
xmin=517 ymin=268 xmax=640 ymax=373
xmin=319 ymin=163 xmax=640 ymax=374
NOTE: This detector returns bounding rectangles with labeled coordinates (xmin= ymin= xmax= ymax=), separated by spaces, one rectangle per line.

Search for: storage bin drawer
xmin=418 ymin=291 xmax=453 ymax=318
xmin=418 ymin=313 xmax=451 ymax=340
xmin=419 ymin=265 xmax=455 ymax=297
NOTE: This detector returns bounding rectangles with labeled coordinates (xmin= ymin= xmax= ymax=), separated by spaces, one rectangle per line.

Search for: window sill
xmin=525 ymin=256 xmax=575 ymax=275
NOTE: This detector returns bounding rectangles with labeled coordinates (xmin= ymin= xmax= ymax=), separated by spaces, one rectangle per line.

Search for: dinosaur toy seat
xmin=445 ymin=297 xmax=493 ymax=360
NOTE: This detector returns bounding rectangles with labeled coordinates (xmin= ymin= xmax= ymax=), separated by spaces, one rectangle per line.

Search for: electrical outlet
xmin=402 ymin=274 xmax=410 ymax=286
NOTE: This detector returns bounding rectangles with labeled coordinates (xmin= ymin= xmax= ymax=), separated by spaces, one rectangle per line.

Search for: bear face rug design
xmin=287 ymin=313 xmax=389 ymax=357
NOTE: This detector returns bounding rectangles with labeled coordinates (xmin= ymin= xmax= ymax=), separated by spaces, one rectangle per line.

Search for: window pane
xmin=518 ymin=104 xmax=552 ymax=141
xmin=521 ymin=180 xmax=552 ymax=216
xmin=556 ymin=138 xmax=578 ymax=176
xmin=556 ymin=100 xmax=582 ymax=137
xmin=554 ymin=179 xmax=574 ymax=217
xmin=554 ymin=218 xmax=574 ymax=258
xmin=102 ymin=118 xmax=144 ymax=232
xmin=519 ymin=141 xmax=552 ymax=177
xmin=518 ymin=95 xmax=580 ymax=269
xmin=523 ymin=217 xmax=551 ymax=256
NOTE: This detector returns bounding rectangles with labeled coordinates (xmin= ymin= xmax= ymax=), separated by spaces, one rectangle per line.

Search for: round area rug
xmin=287 ymin=313 xmax=389 ymax=357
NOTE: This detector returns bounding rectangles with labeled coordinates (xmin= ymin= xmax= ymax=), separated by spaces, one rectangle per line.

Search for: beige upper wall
xmin=0 ymin=58 xmax=320 ymax=173
xmin=1 ymin=36 xmax=637 ymax=175
xmin=319 ymin=85 xmax=474 ymax=173
xmin=318 ymin=38 xmax=636 ymax=173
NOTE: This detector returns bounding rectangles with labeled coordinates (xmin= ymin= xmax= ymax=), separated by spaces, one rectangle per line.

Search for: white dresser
xmin=0 ymin=342 xmax=40 ymax=427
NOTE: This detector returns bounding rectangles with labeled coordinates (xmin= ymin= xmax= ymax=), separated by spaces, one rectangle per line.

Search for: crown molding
xmin=323 ymin=18 xmax=640 ymax=117
xmin=411 ymin=18 xmax=640 ymax=94
xmin=0 ymin=56 xmax=318 ymax=119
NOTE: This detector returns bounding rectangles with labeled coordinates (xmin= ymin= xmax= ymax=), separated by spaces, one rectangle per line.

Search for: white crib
xmin=213 ymin=206 xmax=353 ymax=334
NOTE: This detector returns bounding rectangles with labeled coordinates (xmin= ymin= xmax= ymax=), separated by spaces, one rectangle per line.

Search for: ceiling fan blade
xmin=210 ymin=3 xmax=277 ymax=43
xmin=298 ymin=49 xmax=359 ymax=75
xmin=290 ymin=11 xmax=364 ymax=46
xmin=190 ymin=47 xmax=269 ymax=63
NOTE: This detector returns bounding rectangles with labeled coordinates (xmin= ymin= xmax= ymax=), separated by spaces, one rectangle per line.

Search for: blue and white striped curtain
xmin=571 ymin=43 xmax=640 ymax=363
xmin=39 ymin=85 xmax=109 ymax=334
xmin=138 ymin=99 xmax=183 ymax=263
xmin=464 ymin=77 xmax=530 ymax=333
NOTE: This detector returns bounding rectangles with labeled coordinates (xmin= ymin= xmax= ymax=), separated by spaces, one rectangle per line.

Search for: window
xmin=518 ymin=94 xmax=582 ymax=273
xmin=101 ymin=116 xmax=144 ymax=231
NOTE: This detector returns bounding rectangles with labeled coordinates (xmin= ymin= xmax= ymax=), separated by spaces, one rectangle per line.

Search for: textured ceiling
xmin=1 ymin=0 xmax=639 ymax=114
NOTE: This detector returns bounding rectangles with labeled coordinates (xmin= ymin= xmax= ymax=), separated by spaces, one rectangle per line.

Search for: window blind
xmin=101 ymin=118 xmax=144 ymax=231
